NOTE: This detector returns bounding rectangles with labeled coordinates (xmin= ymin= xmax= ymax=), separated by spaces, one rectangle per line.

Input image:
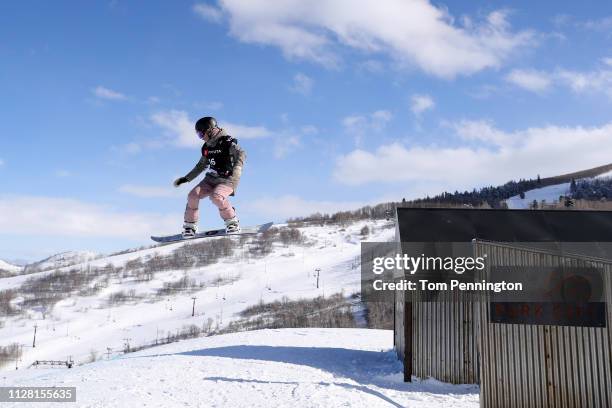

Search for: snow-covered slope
xmin=0 ymin=220 xmax=394 ymax=370
xmin=0 ymin=259 xmax=22 ymax=274
xmin=505 ymin=170 xmax=612 ymax=209
xmin=594 ymin=169 xmax=612 ymax=179
xmin=3 ymin=328 xmax=479 ymax=408
xmin=505 ymin=182 xmax=570 ymax=209
xmin=0 ymin=220 xmax=477 ymax=406
xmin=26 ymin=251 xmax=98 ymax=272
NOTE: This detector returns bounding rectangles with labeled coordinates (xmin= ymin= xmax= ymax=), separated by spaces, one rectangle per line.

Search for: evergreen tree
xmin=570 ymin=178 xmax=577 ymax=193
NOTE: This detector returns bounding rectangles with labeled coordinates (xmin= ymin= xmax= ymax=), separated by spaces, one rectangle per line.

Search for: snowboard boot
xmin=182 ymin=222 xmax=198 ymax=239
xmin=224 ymin=216 xmax=240 ymax=234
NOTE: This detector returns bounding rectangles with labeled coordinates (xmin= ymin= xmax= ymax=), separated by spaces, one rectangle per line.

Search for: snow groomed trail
xmin=3 ymin=328 xmax=479 ymax=408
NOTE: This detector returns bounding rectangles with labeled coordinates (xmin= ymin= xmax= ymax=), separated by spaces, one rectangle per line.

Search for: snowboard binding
xmin=224 ymin=216 xmax=241 ymax=234
xmin=182 ymin=222 xmax=198 ymax=239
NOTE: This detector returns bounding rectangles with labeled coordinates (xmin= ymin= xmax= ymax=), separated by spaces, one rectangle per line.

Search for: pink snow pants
xmin=184 ymin=180 xmax=235 ymax=223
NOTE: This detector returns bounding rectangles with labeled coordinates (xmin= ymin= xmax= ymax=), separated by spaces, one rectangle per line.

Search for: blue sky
xmin=1 ymin=0 xmax=612 ymax=261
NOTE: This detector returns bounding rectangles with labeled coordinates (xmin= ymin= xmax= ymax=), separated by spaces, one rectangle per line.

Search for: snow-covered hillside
xmin=0 ymin=220 xmax=394 ymax=370
xmin=2 ymin=328 xmax=478 ymax=408
xmin=505 ymin=170 xmax=612 ymax=209
xmin=505 ymin=182 xmax=570 ymax=209
xmin=0 ymin=259 xmax=22 ymax=274
xmin=26 ymin=251 xmax=98 ymax=272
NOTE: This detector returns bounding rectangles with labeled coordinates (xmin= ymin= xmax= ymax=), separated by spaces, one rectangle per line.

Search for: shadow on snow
xmin=127 ymin=344 xmax=478 ymax=406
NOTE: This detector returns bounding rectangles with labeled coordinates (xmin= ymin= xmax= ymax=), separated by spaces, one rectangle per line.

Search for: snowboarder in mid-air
xmin=173 ymin=117 xmax=246 ymax=238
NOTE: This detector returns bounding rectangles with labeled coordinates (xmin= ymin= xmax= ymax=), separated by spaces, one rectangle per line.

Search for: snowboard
xmin=151 ymin=222 xmax=273 ymax=243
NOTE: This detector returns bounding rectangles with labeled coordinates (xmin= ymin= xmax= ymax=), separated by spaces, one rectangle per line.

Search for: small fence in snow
xmin=31 ymin=359 xmax=74 ymax=369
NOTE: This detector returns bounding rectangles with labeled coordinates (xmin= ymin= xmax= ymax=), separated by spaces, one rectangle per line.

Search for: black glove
xmin=173 ymin=177 xmax=189 ymax=187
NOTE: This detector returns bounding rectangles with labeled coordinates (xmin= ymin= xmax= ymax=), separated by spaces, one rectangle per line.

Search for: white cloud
xmin=272 ymin=125 xmax=319 ymax=159
xmin=193 ymin=3 xmax=224 ymax=23
xmin=580 ymin=16 xmax=612 ymax=32
xmin=342 ymin=115 xmax=366 ymax=129
xmin=274 ymin=136 xmax=301 ymax=159
xmin=216 ymin=0 xmax=533 ymax=77
xmin=451 ymin=119 xmax=510 ymax=145
xmin=410 ymin=94 xmax=435 ymax=115
xmin=505 ymin=61 xmax=612 ymax=97
xmin=342 ymin=110 xmax=392 ymax=145
xmin=93 ymin=86 xmax=127 ymax=101
xmin=119 ymin=184 xmax=181 ymax=198
xmin=150 ymin=110 xmax=272 ymax=147
xmin=505 ymin=69 xmax=552 ymax=92
xmin=148 ymin=110 xmax=312 ymax=160
xmin=371 ymin=110 xmax=393 ymax=128
xmin=0 ymin=195 xmax=178 ymax=237
xmin=556 ymin=67 xmax=612 ymax=97
xmin=343 ymin=110 xmax=392 ymax=131
xmin=246 ymin=195 xmax=367 ymax=219
xmin=333 ymin=121 xmax=612 ymax=190
xmin=151 ymin=110 xmax=196 ymax=147
xmin=556 ymin=70 xmax=591 ymax=92
xmin=224 ymin=122 xmax=273 ymax=139
xmin=290 ymin=72 xmax=314 ymax=95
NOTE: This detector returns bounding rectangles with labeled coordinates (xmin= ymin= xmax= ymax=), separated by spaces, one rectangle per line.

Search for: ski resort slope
xmin=2 ymin=328 xmax=479 ymax=408
xmin=0 ymin=221 xmax=394 ymax=369
xmin=505 ymin=170 xmax=612 ymax=209
xmin=505 ymin=182 xmax=570 ymax=209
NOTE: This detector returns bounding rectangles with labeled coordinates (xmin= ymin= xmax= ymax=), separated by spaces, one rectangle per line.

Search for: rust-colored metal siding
xmin=474 ymin=241 xmax=612 ymax=408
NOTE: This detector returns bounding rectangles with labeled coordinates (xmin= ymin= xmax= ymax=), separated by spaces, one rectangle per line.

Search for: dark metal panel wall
xmin=409 ymin=288 xmax=480 ymax=384
xmin=474 ymin=241 xmax=612 ymax=408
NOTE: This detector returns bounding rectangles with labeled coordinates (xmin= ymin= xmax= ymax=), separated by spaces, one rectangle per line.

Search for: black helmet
xmin=195 ymin=117 xmax=217 ymax=133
